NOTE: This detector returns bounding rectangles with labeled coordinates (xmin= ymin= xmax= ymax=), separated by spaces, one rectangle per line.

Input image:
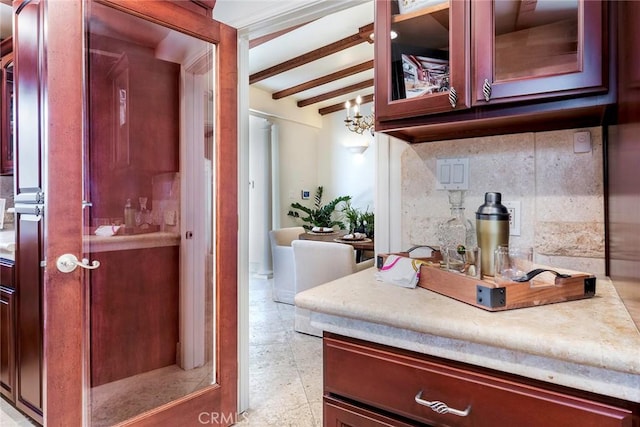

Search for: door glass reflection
xmin=493 ymin=0 xmax=579 ymax=82
xmin=84 ymin=4 xmax=216 ymax=425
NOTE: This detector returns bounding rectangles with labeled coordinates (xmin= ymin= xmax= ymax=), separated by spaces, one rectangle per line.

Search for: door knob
xmin=56 ymin=254 xmax=101 ymax=273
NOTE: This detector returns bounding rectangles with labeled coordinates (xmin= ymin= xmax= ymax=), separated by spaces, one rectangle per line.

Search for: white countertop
xmin=295 ymin=267 xmax=640 ymax=403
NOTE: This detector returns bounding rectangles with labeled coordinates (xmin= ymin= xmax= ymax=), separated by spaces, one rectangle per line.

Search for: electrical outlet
xmin=503 ymin=201 xmax=521 ymax=236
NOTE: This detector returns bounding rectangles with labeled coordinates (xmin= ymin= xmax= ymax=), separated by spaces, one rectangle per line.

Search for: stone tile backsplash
xmin=401 ymin=127 xmax=605 ymax=275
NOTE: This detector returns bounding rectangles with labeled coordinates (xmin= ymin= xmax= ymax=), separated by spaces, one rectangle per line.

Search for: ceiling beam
xmin=297 ymin=79 xmax=373 ymax=108
xmin=249 ymin=22 xmax=309 ymax=49
xmin=249 ymin=23 xmax=373 ymax=84
xmin=272 ymin=60 xmax=373 ymax=99
xmin=318 ymin=93 xmax=374 ymax=116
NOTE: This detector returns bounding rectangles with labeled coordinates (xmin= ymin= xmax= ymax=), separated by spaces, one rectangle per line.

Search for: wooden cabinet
xmin=374 ymin=0 xmax=613 ymax=143
xmin=1 ymin=38 xmax=13 ymax=175
xmin=324 ymin=333 xmax=639 ymax=427
xmin=0 ymin=283 xmax=15 ymax=403
xmin=472 ymin=0 xmax=606 ymax=105
xmin=374 ymin=0 xmax=470 ymax=122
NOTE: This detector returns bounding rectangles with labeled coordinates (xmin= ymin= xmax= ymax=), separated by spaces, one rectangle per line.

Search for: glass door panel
xmin=375 ymin=0 xmax=469 ymax=122
xmin=84 ymin=4 xmax=216 ymax=425
xmin=391 ymin=1 xmax=451 ymax=101
xmin=493 ymin=0 xmax=579 ymax=82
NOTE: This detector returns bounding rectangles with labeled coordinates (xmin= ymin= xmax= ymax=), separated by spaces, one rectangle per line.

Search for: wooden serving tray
xmin=377 ymin=253 xmax=596 ymax=311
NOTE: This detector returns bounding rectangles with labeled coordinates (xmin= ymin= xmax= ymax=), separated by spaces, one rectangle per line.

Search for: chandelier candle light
xmin=344 ymin=95 xmax=375 ymax=136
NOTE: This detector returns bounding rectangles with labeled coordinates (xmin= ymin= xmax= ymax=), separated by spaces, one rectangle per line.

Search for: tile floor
xmin=0 ymin=277 xmax=323 ymax=426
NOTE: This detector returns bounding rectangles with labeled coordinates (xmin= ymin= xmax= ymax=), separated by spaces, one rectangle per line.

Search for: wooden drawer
xmin=324 ymin=334 xmax=635 ymax=427
xmin=324 ymin=396 xmax=416 ymax=427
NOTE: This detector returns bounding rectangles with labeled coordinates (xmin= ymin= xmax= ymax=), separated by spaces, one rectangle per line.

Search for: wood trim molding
xmin=95 ymin=0 xmax=221 ymax=43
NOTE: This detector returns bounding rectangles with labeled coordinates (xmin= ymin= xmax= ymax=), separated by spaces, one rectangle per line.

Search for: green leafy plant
xmin=360 ymin=209 xmax=375 ymax=238
xmin=288 ymin=186 xmax=351 ymax=231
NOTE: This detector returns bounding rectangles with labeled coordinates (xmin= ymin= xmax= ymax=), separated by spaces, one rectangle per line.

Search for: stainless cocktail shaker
xmin=476 ymin=192 xmax=510 ymax=276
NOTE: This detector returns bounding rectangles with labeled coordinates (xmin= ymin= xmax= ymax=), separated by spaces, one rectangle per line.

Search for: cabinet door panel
xmin=473 ymin=0 xmax=606 ymax=105
xmin=0 ymin=285 xmax=15 ymax=402
xmin=375 ymin=0 xmax=470 ymax=122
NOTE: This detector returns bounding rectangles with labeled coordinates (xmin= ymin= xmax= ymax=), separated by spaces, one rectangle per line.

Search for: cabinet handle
xmin=448 ymin=87 xmax=457 ymax=108
xmin=415 ymin=390 xmax=471 ymax=417
xmin=483 ymin=79 xmax=492 ymax=102
xmin=56 ymin=254 xmax=101 ymax=273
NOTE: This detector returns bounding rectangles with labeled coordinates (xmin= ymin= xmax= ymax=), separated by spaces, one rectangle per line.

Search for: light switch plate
xmin=436 ymin=158 xmax=469 ymax=190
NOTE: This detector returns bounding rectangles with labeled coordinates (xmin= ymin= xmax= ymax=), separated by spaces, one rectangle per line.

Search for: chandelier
xmin=344 ymin=95 xmax=374 ymax=136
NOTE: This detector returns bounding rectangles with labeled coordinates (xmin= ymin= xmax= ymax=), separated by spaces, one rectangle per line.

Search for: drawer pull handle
xmin=415 ymin=390 xmax=471 ymax=417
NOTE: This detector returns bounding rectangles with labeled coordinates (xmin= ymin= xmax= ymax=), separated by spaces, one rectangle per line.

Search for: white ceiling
xmin=213 ymin=0 xmax=375 ymax=114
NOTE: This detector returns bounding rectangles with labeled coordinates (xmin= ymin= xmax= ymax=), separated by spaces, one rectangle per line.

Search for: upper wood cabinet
xmin=473 ymin=0 xmax=607 ymax=105
xmin=374 ymin=0 xmax=611 ymax=143
xmin=374 ymin=0 xmax=470 ymax=122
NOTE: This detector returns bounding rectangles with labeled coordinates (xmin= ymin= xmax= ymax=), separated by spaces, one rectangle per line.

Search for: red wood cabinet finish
xmin=374 ymin=0 xmax=471 ymax=122
xmin=324 ymin=334 xmax=638 ymax=427
xmin=0 ymin=285 xmax=15 ymax=403
xmin=472 ymin=0 xmax=607 ymax=106
xmin=13 ymin=0 xmax=44 ymax=424
xmin=374 ymin=0 xmax=614 ymax=144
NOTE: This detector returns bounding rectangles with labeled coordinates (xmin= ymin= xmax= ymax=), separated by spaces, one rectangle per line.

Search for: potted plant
xmin=288 ymin=186 xmax=351 ymax=231
xmin=360 ymin=209 xmax=374 ymax=238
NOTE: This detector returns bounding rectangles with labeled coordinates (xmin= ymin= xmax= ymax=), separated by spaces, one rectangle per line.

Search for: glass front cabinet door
xmin=473 ymin=0 xmax=606 ymax=105
xmin=374 ymin=0 xmax=607 ymax=129
xmin=374 ymin=0 xmax=471 ymax=122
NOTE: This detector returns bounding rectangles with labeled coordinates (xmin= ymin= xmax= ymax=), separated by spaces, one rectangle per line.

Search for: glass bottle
xmin=437 ymin=190 xmax=476 ymax=254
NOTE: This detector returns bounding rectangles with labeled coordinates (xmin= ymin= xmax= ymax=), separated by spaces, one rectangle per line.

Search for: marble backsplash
xmin=401 ymin=126 xmax=605 ymax=275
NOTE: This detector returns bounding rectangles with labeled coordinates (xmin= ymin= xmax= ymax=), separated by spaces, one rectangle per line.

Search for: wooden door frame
xmin=41 ymin=1 xmax=237 ymax=425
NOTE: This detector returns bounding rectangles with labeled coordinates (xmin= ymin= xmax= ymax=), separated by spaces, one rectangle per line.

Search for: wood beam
xmin=297 ymin=79 xmax=374 ymax=108
xmin=249 ymin=23 xmax=309 ymax=49
xmin=272 ymin=60 xmax=373 ymax=99
xmin=249 ymin=23 xmax=372 ymax=84
xmin=318 ymin=93 xmax=374 ymax=116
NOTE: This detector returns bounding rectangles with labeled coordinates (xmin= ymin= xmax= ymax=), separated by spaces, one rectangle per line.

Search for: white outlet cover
xmin=503 ymin=200 xmax=521 ymax=236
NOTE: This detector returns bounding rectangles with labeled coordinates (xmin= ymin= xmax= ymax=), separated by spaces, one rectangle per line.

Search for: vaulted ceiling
xmin=213 ymin=0 xmax=375 ymax=117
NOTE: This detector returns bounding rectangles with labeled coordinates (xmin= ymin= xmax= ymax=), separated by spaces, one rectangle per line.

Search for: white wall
xmin=249 ymin=86 xmax=376 ymax=230
xmin=318 ymin=102 xmax=375 ymax=213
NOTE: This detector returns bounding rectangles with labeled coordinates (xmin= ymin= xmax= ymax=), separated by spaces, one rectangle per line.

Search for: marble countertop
xmin=295 ymin=267 xmax=640 ymax=403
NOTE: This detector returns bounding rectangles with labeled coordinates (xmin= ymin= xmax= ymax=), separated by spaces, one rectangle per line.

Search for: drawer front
xmin=324 ymin=396 xmax=416 ymax=427
xmin=324 ymin=335 xmax=633 ymax=427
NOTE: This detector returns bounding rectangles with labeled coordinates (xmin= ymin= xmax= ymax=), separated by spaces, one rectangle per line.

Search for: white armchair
xmin=292 ymin=240 xmax=375 ymax=336
xmin=269 ymin=226 xmax=305 ymax=304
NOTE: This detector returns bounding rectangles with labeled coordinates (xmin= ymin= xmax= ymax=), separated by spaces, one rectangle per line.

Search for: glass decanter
xmin=437 ymin=190 xmax=476 ymax=253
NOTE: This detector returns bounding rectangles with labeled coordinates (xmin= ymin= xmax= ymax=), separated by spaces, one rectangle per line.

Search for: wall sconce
xmin=347 ymin=145 xmax=368 ymax=155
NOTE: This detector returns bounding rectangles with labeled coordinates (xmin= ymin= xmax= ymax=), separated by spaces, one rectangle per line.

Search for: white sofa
xmin=292 ymin=240 xmax=374 ymax=336
xmin=268 ymin=226 xmax=305 ymax=304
